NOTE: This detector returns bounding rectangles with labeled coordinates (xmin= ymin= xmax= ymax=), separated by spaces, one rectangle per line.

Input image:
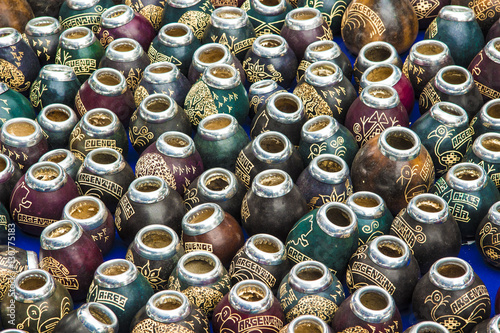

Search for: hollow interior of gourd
xmin=6 ymin=122 xmax=35 ymax=137
xmin=142 ymin=230 xmax=172 ymax=249
xmin=259 ymin=173 xmax=285 ymax=186
xmin=88 ymin=113 xmax=112 ymax=127
xmin=48 ymin=224 xmax=72 ymax=238
xmin=32 ymin=166 xmax=59 ymax=181
xmin=70 ymin=200 xmax=99 ymax=220
xmin=442 ymin=69 xmax=467 ymax=85
xmin=92 ymin=152 xmax=117 ymax=164
xmin=89 ymin=305 xmax=112 ymax=324
xmin=19 ymin=276 xmax=47 ymax=290
xmin=360 ymin=291 xmax=388 ymax=311
xmin=325 ymin=207 xmax=351 ymax=227
xmin=203 ymin=117 xmax=231 ymax=130
xmin=416 ymin=43 xmax=444 ymax=56
xmin=437 ymin=263 xmax=466 ymax=278
xmin=188 ymin=207 xmax=214 ymax=224
xmin=378 ymin=241 xmax=403 ymax=258
xmin=260 ymin=136 xmax=285 ymax=153
xmin=205 ymin=174 xmax=230 ymax=191
xmin=364 ymin=46 xmax=391 ymax=62
xmin=184 ymin=256 xmax=215 ymax=274
xmin=46 ymin=109 xmax=70 ymax=122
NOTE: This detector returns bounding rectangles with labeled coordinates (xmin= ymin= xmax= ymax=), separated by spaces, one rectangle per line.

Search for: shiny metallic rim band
xmin=0 ymin=28 xmax=21 ymax=46
xmin=445 ymin=162 xmax=488 ymax=192
xmin=252 ymin=131 xmax=293 ymax=163
xmin=434 ymin=65 xmax=474 ymax=96
xmin=167 ymin=0 xmax=203 ymax=9
xmin=479 ymin=99 xmax=500 ymax=129
xmin=143 ymin=62 xmax=180 ymax=84
xmin=83 ymin=148 xmax=126 ymax=175
xmin=409 ymin=40 xmax=450 ymax=67
xmin=95 ymin=259 xmax=138 ymax=288
xmin=288 ymin=260 xmax=332 ymax=293
xmin=66 ymin=0 xmax=100 ymax=10
xmin=301 ymin=115 xmax=339 ymax=143
xmin=0 ymin=154 xmax=15 ymax=180
xmin=62 ymin=195 xmax=108 ymax=230
xmin=81 ymin=108 xmax=120 ymax=136
xmin=249 ymin=79 xmax=279 ymax=95
xmin=39 ymin=64 xmax=77 ymax=81
xmin=182 ymin=202 xmax=225 ymax=236
xmin=351 ymin=285 xmax=395 ymax=323
xmin=211 ymin=7 xmax=249 ymax=29
xmin=284 ymin=8 xmax=323 ymax=30
xmin=60 ymin=26 xmax=95 ymax=50
xmin=192 ymin=43 xmax=232 ymax=73
xmin=316 ymin=202 xmax=358 ymax=237
xmin=158 ymin=23 xmax=194 ymax=47
xmin=128 ymin=176 xmax=169 ymax=204
xmin=251 ymin=169 xmax=293 ymax=198
xmin=429 ymin=102 xmax=468 ymax=127
xmin=359 ymin=63 xmax=401 ymax=90
xmin=439 ymin=5 xmax=475 ymax=22
xmin=229 ymin=280 xmax=274 ymax=314
xmin=203 ymin=63 xmax=240 ymax=89
xmin=40 ymin=148 xmax=80 ymax=179
xmin=407 ymin=193 xmax=449 ymax=224
xmin=359 ymin=84 xmax=400 ymax=110
xmin=198 ymin=167 xmax=239 ymax=200
xmin=139 ymin=94 xmax=178 ymax=124
xmin=0 ymin=117 xmax=44 ymax=148
xmin=146 ymin=291 xmax=191 ymax=323
xmin=133 ymin=224 xmax=181 ymax=260
xmin=305 ymin=61 xmax=343 ymax=87
xmin=357 ymin=41 xmax=398 ymax=68
xmin=485 ymin=38 xmax=500 ymax=64
xmin=308 ymin=154 xmax=349 ymax=185
xmin=368 ymin=235 xmax=410 ymax=269
xmin=245 ymin=233 xmax=286 ymax=265
xmin=40 ymin=220 xmax=83 ymax=250
xmin=14 ymin=269 xmax=55 ymax=302
xmin=429 ymin=257 xmax=474 ymax=291
xmin=38 ymin=104 xmax=78 ymax=133
xmin=156 ymin=131 xmax=196 ymax=158
xmin=177 ymin=250 xmax=224 ymax=285
xmin=25 ymin=16 xmax=61 ymax=37
xmin=378 ymin=127 xmax=421 ymax=161
xmin=487 ymin=202 xmax=500 ymax=226
xmin=346 ymin=191 xmax=386 ymax=219
xmin=198 ymin=114 xmax=239 ymax=141
xmin=88 ymin=68 xmax=128 ymax=96
xmin=101 ymin=5 xmax=134 ymax=28
xmin=25 ymin=161 xmax=67 ymax=192
xmin=287 ymin=315 xmax=331 ymax=333
xmin=473 ymin=133 xmax=500 ymax=163
xmin=105 ymin=38 xmax=143 ymax=62
xmin=406 ymin=321 xmax=449 ymax=333
xmin=251 ymin=0 xmax=287 ymax=15
xmin=252 ymin=35 xmax=288 ymax=58
xmin=305 ymin=40 xmax=342 ymax=62
xmin=78 ymin=302 xmax=119 ymax=333
xmin=266 ymin=92 xmax=304 ymax=124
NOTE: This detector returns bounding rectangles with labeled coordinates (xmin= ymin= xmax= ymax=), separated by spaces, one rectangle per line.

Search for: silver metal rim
xmin=305 ymin=61 xmax=343 ymax=87
xmin=40 ymin=220 xmax=83 ymax=250
xmin=101 ymin=5 xmax=134 ymax=28
xmin=359 ymin=63 xmax=401 ymax=90
xmin=409 ymin=40 xmax=451 ymax=67
xmin=38 ymin=104 xmax=78 ymax=133
xmin=350 ymin=285 xmax=396 ymax=324
xmin=438 ymin=5 xmax=475 ymax=22
xmin=251 ymin=169 xmax=293 ymax=198
xmin=445 ymin=162 xmax=488 ymax=192
xmin=301 ymin=115 xmax=339 ymax=143
xmin=434 ymin=65 xmax=474 ymax=96
xmin=177 ymin=250 xmax=225 ymax=285
xmin=94 ymin=259 xmax=138 ymax=288
xmin=25 ymin=161 xmax=67 ymax=192
xmin=158 ymin=23 xmax=195 ymax=47
xmin=77 ymin=302 xmax=119 ymax=333
xmin=304 ymin=40 xmax=342 ymax=62
xmin=316 ymin=202 xmax=358 ymax=237
xmin=229 ymin=280 xmax=274 ymax=314
xmin=60 ymin=26 xmax=95 ymax=50
xmin=25 ymin=17 xmax=61 ymax=37
xmin=368 ymin=235 xmax=411 ymax=269
xmin=133 ymin=224 xmax=181 ymax=260
xmin=62 ymin=196 xmax=109 ymax=230
xmin=105 ymin=38 xmax=144 ymax=62
xmin=429 ymin=102 xmax=468 ymax=127
xmin=288 ymin=260 xmax=332 ymax=293
xmin=266 ymin=92 xmax=304 ymax=124
xmin=378 ymin=127 xmax=421 ymax=161
xmin=142 ymin=62 xmax=180 ymax=84
xmin=308 ymin=154 xmax=349 ymax=185
xmin=252 ymin=131 xmax=293 ymax=163
xmin=81 ymin=108 xmax=120 ymax=136
xmin=83 ymin=148 xmax=126 ymax=175
xmin=407 ymin=193 xmax=449 ymax=224
xmin=0 ymin=28 xmax=21 ymax=47
xmin=39 ymin=64 xmax=77 ymax=81
xmin=198 ymin=167 xmax=239 ymax=200
xmin=285 ymin=8 xmax=323 ymax=30
xmin=472 ymin=133 xmax=500 ymax=163
xmin=245 ymin=234 xmax=286 ymax=266
xmin=192 ymin=43 xmax=232 ymax=73
xmin=145 ymin=290 xmax=191 ymax=323
xmin=156 ymin=131 xmax=196 ymax=158
xmin=0 ymin=117 xmax=44 ymax=148
xmin=346 ymin=191 xmax=386 ymax=219
xmin=429 ymin=257 xmax=474 ymax=291
xmin=202 ymin=63 xmax=240 ymax=89
xmin=198 ymin=114 xmax=239 ymax=141
xmin=182 ymin=202 xmax=224 ymax=236
xmin=88 ymin=68 xmax=128 ymax=97
xmin=14 ymin=269 xmax=55 ymax=303
xmin=128 ymin=176 xmax=169 ymax=204
xmin=139 ymin=94 xmax=179 ymax=124
xmin=252 ymin=35 xmax=288 ymax=58
xmin=359 ymin=84 xmax=400 ymax=110
xmin=211 ymin=7 xmax=249 ymax=29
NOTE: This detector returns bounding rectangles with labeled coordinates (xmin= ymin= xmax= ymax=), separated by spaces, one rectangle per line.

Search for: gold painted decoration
xmin=136 ymin=261 xmax=168 ymax=291
xmin=55 ymin=49 xmax=97 ymax=78
xmin=182 ymin=286 xmax=224 ymax=315
xmin=410 ymin=0 xmax=440 ymax=21
xmin=0 ymin=59 xmax=29 ymax=93
xmin=249 ymin=16 xmax=285 ymax=36
xmin=129 ymin=125 xmax=155 ymax=149
xmin=352 ymin=112 xmax=400 ymax=146
xmin=135 ymin=153 xmax=178 ymax=190
xmin=214 ymin=305 xmax=284 ymax=333
xmin=243 ymin=58 xmax=284 ymax=83
xmin=76 ymin=173 xmax=124 ymax=200
xmin=419 ymin=82 xmax=441 ymax=111
xmin=97 ymin=28 xmax=114 ymax=48
xmin=40 ymin=257 xmax=79 ymax=290
xmin=60 ymin=5 xmax=105 ymax=33
xmin=478 ymin=222 xmax=500 ymax=261
xmin=294 ymin=83 xmax=333 ymax=118
xmin=296 ymin=60 xmax=312 ymax=82
xmin=341 ymin=3 xmax=387 ymax=37
xmin=235 ymin=151 xmax=254 ymax=188
xmin=184 ymin=81 xmax=218 ymax=126
xmin=210 ymin=33 xmax=256 ymax=57
xmin=391 ymin=209 xmax=427 ymax=251
xmin=178 ymin=11 xmax=212 ymax=40
xmin=433 ymin=177 xmax=480 ymax=225
xmin=29 ymin=80 xmax=48 ymax=109
xmin=285 ymin=295 xmax=339 ymax=323
xmin=424 ymin=288 xmax=490 ymax=332
xmin=427 ymin=18 xmax=438 ymax=38
xmin=132 ymin=319 xmax=196 ymax=333
xmin=87 ymin=282 xmax=128 ymax=311
xmin=402 ymin=59 xmax=426 ymax=85
xmin=134 ymin=86 xmax=150 ymax=107
xmin=304 ymin=0 xmax=349 ymax=28
xmin=16 ymin=296 xmax=72 ymax=333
